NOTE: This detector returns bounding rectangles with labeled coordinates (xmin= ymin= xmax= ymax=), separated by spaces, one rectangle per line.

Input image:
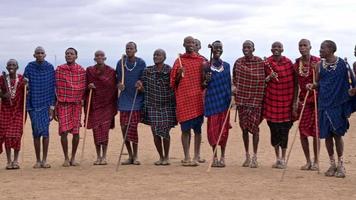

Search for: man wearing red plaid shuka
xmin=170 ymin=36 xmax=205 ymax=167
xmin=294 ymin=39 xmax=320 ymax=171
xmin=233 ymin=40 xmax=265 ymax=168
xmin=264 ymin=42 xmax=298 ymax=169
xmin=55 ymin=48 xmax=86 ymax=167
xmin=0 ymin=59 xmax=26 ymax=170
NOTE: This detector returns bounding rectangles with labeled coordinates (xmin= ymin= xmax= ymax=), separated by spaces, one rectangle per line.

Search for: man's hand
xmin=118 ymin=83 xmax=125 ymax=91
xmin=135 ymin=80 xmax=144 ymax=91
xmin=88 ymin=83 xmax=96 ymax=90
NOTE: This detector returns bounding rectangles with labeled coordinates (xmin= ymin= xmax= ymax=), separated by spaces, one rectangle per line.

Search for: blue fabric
xmin=204 ymin=60 xmax=231 ymax=116
xmin=180 ymin=115 xmax=204 ymax=133
xmin=318 ymin=58 xmax=353 ymax=138
xmin=24 ymin=61 xmax=56 ymax=110
xmin=28 ymin=108 xmax=50 ymax=138
xmin=116 ymin=57 xmax=146 ymax=111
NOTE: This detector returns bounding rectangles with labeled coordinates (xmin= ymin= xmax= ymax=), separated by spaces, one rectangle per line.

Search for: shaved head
xmin=272 ymin=41 xmax=283 ymax=48
xmin=243 ymin=40 xmax=255 ymax=48
xmin=94 ymin=50 xmax=105 ymax=56
xmin=299 ymin=39 xmax=311 ymax=46
xmin=34 ymin=46 xmax=45 ymax=53
xmin=7 ymin=59 xmax=18 ymax=66
xmin=184 ymin=36 xmax=194 ymax=43
xmin=154 ymin=48 xmax=166 ymax=59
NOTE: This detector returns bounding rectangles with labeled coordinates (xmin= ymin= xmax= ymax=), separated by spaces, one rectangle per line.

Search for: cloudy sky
xmin=0 ymin=0 xmax=355 ymax=72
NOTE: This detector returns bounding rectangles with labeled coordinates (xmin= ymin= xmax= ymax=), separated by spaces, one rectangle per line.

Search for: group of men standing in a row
xmin=0 ymin=37 xmax=355 ymax=178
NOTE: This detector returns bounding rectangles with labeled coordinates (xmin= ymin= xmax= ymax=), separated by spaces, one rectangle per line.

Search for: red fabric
xmin=120 ymin=111 xmax=142 ymax=144
xmin=294 ymin=56 xmax=320 ymax=104
xmin=237 ymin=106 xmax=263 ymax=134
xmin=55 ymin=63 xmax=86 ymax=103
xmin=207 ymin=110 xmax=231 ymax=147
xmin=297 ymin=102 xmax=318 ymax=138
xmin=84 ymin=65 xmax=117 ymax=129
xmin=56 ymin=102 xmax=82 ymax=135
xmin=263 ymin=56 xmax=295 ymax=122
xmin=92 ymin=121 xmax=112 ymax=145
xmin=233 ymin=56 xmax=266 ymax=107
xmin=170 ymin=53 xmax=204 ymax=122
xmin=0 ymin=75 xmax=25 ymax=151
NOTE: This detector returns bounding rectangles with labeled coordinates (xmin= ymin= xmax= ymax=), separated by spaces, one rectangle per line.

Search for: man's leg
xmin=153 ymin=134 xmax=164 ymax=164
xmin=300 ymin=137 xmax=311 ymax=170
xmin=121 ymin=125 xmax=133 ymax=164
xmin=325 ymin=135 xmax=336 ymax=176
xmin=311 ymin=137 xmax=320 ymax=170
xmin=334 ymin=135 xmax=345 ymax=178
xmin=60 ymin=132 xmax=70 ymax=167
xmin=193 ymin=132 xmax=202 ymax=164
xmin=251 ymin=133 xmax=259 ymax=168
xmin=163 ymin=137 xmax=170 ymax=163
xmin=70 ymin=134 xmax=80 ymax=166
xmin=94 ymin=144 xmax=101 ymax=165
xmin=5 ymin=147 xmax=12 ymax=169
xmin=242 ymin=129 xmax=250 ymax=167
xmin=42 ymin=137 xmax=50 ymax=168
xmin=181 ymin=131 xmax=191 ymax=164
xmin=33 ymin=137 xmax=41 ymax=167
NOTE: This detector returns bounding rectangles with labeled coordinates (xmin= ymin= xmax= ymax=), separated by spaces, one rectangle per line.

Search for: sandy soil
xmin=1 ymin=111 xmax=355 ymax=200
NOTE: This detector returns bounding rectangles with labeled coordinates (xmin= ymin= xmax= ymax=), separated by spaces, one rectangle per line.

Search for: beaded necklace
xmin=322 ymin=57 xmax=339 ymax=72
xmin=125 ymin=57 xmax=137 ymax=71
xmin=298 ymin=56 xmax=311 ymax=77
xmin=5 ymin=74 xmax=19 ymax=99
xmin=210 ymin=59 xmax=224 ymax=72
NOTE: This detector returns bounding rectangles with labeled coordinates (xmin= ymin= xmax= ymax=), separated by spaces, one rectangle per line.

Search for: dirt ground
xmin=1 ymin=111 xmax=355 ymax=200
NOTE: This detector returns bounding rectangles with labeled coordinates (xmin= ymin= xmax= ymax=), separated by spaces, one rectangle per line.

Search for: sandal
xmin=93 ymin=159 xmax=101 ymax=165
xmin=33 ymin=162 xmax=42 ymax=169
xmin=154 ymin=160 xmax=163 ymax=166
xmin=41 ymin=161 xmax=51 ymax=168
xmin=310 ymin=162 xmax=319 ymax=171
xmin=6 ymin=162 xmax=13 ymax=170
xmin=100 ymin=158 xmax=108 ymax=165
xmin=12 ymin=161 xmax=20 ymax=169
xmin=62 ymin=160 xmax=70 ymax=167
xmin=181 ymin=159 xmax=191 ymax=167
xmin=277 ymin=159 xmax=286 ymax=169
xmin=218 ymin=158 xmax=226 ymax=168
xmin=132 ymin=159 xmax=141 ymax=165
xmin=211 ymin=158 xmax=219 ymax=168
xmin=242 ymin=157 xmax=251 ymax=167
xmin=272 ymin=159 xmax=281 ymax=168
xmin=300 ymin=162 xmax=312 ymax=170
xmin=250 ymin=156 xmax=258 ymax=168
xmin=324 ymin=164 xmax=337 ymax=177
xmin=70 ymin=160 xmax=80 ymax=167
xmin=121 ymin=158 xmax=133 ymax=165
xmin=189 ymin=160 xmax=199 ymax=167
xmin=162 ymin=159 xmax=170 ymax=166
xmin=335 ymin=164 xmax=346 ymax=178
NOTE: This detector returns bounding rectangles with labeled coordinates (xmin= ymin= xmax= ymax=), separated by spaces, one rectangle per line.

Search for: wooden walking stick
xmin=280 ymin=90 xmax=310 ymax=181
xmin=177 ymin=54 xmax=185 ymax=78
xmin=116 ymin=89 xmax=139 ymax=172
xmin=21 ymin=84 xmax=27 ymax=165
xmin=80 ymin=88 xmax=93 ymax=163
xmin=312 ymin=66 xmax=320 ymax=174
xmin=207 ymin=99 xmax=233 ymax=172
